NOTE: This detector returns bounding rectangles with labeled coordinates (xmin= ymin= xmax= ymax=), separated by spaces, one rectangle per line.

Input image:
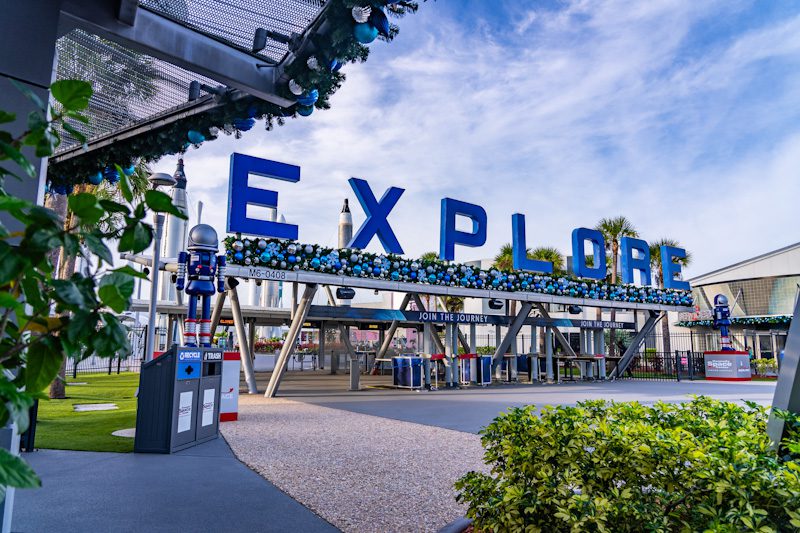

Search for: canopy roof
xmin=52 ymin=0 xmax=328 ymax=157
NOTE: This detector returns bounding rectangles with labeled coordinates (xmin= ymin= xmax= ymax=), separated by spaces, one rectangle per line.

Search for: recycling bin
xmin=392 ymin=355 xmax=423 ymax=389
xmin=475 ymin=355 xmax=493 ymax=386
xmin=134 ymin=345 xmax=222 ymax=453
xmin=459 ymin=353 xmax=478 ymax=384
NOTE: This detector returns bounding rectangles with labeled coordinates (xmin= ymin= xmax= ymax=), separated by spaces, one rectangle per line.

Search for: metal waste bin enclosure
xmin=134 ymin=346 xmax=222 ymax=453
xmin=392 ymin=355 xmax=423 ymax=389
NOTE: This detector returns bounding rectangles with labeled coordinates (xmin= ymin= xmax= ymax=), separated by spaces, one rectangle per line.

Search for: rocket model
xmin=337 ymin=199 xmax=353 ymax=306
xmin=175 ymin=224 xmax=226 ymax=347
xmin=338 ymin=198 xmax=353 ymax=248
xmin=160 ymin=159 xmax=189 ymax=302
xmin=712 ymin=294 xmax=733 ymax=351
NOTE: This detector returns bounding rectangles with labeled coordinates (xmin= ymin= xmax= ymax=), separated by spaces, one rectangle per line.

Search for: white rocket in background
xmin=338 ymin=199 xmax=353 ymax=307
xmin=338 ymin=198 xmax=352 ymax=248
xmin=160 ymin=159 xmax=189 ymax=302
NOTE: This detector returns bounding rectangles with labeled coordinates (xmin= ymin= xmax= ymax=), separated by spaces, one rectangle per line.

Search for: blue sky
xmin=157 ymin=0 xmax=800 ymax=278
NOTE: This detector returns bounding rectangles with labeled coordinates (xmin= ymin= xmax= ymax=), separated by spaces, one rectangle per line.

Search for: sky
xmin=154 ymin=0 xmax=800 ymax=279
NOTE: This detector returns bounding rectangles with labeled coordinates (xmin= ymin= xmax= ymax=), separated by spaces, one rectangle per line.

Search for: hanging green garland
xmin=676 ymin=315 xmax=792 ymax=328
xmin=47 ymin=0 xmax=422 ymax=190
xmin=223 ymin=235 xmax=695 ymax=308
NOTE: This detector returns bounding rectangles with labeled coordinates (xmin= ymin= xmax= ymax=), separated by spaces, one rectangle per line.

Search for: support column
xmin=318 ymin=321 xmax=325 ymax=370
xmin=545 ymin=327 xmax=554 ymax=383
xmin=610 ymin=311 xmax=663 ymax=379
xmin=339 ymin=324 xmax=359 ymax=391
xmin=530 ymin=324 xmax=539 ymax=382
xmin=230 ymin=284 xmax=258 ymax=394
xmin=533 ymin=303 xmax=577 ymax=357
xmin=209 ymin=290 xmax=227 ymax=334
xmin=411 ymin=294 xmax=445 ymax=353
xmin=469 ymin=323 xmax=477 ymax=353
xmin=594 ymin=328 xmax=606 ymax=379
xmin=265 ymin=284 xmax=318 ymax=398
xmin=492 ymin=302 xmax=533 ymax=381
xmin=768 ymin=295 xmax=800 ymax=447
xmin=248 ymin=319 xmax=256 ymax=363
xmin=377 ymin=293 xmax=412 ymax=357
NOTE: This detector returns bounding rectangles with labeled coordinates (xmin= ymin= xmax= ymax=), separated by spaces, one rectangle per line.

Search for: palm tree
xmin=493 ymin=243 xmax=515 ymax=272
xmin=650 ymin=238 xmax=692 ymax=356
xmin=595 ymin=216 xmax=638 ymax=356
xmin=418 ymin=251 xmax=440 ymax=312
xmin=529 ymin=246 xmax=564 ymax=274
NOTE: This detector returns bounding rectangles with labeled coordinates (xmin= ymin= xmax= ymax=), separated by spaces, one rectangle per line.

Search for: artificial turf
xmin=34 ymin=373 xmax=140 ymax=453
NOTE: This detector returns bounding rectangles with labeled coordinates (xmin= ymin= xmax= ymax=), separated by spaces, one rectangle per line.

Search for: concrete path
xmin=14 ymin=437 xmax=338 ymax=533
xmin=255 ymin=372 xmax=777 ymax=433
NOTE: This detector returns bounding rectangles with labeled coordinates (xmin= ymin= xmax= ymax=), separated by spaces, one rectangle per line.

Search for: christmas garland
xmin=47 ymin=0 xmax=421 ymax=191
xmin=223 ymin=235 xmax=695 ymax=307
xmin=676 ymin=315 xmax=792 ymax=328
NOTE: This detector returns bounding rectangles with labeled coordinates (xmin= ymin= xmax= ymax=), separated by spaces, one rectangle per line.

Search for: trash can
xmin=134 ymin=345 xmax=222 ymax=453
xmin=475 ymin=355 xmax=493 ymax=386
xmin=392 ymin=355 xmax=422 ymax=389
xmin=459 ymin=353 xmax=477 ymax=384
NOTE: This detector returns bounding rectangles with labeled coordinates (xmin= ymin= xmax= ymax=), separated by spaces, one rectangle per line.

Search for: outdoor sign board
xmin=226 ymin=153 xmax=689 ymax=290
xmin=704 ymin=351 xmax=752 ymax=381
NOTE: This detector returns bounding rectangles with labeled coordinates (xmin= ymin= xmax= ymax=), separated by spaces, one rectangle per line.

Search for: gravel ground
xmin=221 ymin=396 xmax=488 ymax=532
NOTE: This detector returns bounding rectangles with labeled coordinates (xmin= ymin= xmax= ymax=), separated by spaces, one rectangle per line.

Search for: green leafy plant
xmin=455 ymin=397 xmax=800 ymax=532
xmin=0 ymin=79 xmax=184 ymax=496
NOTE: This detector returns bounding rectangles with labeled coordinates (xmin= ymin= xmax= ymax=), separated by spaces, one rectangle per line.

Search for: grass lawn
xmin=35 ymin=373 xmax=139 ymax=453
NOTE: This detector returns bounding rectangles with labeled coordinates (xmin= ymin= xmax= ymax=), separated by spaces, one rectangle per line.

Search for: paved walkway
xmin=14 ymin=437 xmax=338 ymax=533
xmin=253 ymin=372 xmax=778 ymax=433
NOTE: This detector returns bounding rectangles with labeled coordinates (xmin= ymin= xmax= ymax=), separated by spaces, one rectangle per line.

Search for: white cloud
xmin=152 ymin=0 xmax=800 ymax=279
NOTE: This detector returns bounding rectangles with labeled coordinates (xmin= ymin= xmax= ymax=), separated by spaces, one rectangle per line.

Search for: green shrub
xmin=455 ymin=397 xmax=800 ymax=532
xmin=753 ymin=358 xmax=779 ymax=376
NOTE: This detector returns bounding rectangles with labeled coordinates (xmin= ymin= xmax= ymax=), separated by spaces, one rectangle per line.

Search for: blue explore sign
xmin=226 ymin=153 xmax=689 ymax=290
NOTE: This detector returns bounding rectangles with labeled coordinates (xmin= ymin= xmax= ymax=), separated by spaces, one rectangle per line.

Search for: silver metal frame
xmin=265 ymin=283 xmax=318 ymax=398
xmin=609 ymin=311 xmax=664 ymax=379
xmin=767 ymin=296 xmax=800 ymax=446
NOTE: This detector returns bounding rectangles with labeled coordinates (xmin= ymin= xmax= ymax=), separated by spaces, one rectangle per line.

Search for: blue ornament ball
xmin=329 ymin=58 xmax=343 ymax=72
xmin=311 ymin=258 xmax=321 ymax=268
xmin=123 ymin=165 xmax=135 ymax=176
xmin=187 ymin=130 xmax=205 ymax=144
xmin=353 ymin=23 xmax=378 ymax=44
xmin=260 ymin=252 xmax=271 ymax=263
xmin=233 ymin=117 xmax=255 ymax=131
xmin=296 ymin=105 xmax=314 ymax=117
xmin=296 ymin=89 xmax=319 ymax=107
xmin=234 ymin=252 xmax=244 ymax=261
xmin=103 ymin=166 xmax=120 ymax=184
xmin=88 ymin=171 xmax=103 ymax=185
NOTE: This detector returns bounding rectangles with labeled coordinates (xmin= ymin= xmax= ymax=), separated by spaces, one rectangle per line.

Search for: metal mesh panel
xmin=139 ymin=0 xmax=325 ymax=63
xmin=54 ymin=29 xmax=220 ymax=149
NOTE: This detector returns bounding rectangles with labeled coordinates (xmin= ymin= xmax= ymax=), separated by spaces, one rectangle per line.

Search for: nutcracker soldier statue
xmin=712 ymin=294 xmax=733 ymax=351
xmin=175 ymin=224 xmax=226 ymax=347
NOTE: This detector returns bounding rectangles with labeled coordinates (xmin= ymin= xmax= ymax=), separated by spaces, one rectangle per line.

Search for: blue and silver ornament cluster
xmin=224 ymin=236 xmax=694 ymax=307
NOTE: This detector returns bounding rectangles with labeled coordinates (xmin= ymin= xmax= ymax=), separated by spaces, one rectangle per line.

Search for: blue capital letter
xmin=661 ymin=246 xmax=690 ymax=290
xmin=440 ymin=199 xmax=487 ymax=261
xmin=620 ymin=237 xmax=651 ymax=285
xmin=227 ymin=153 xmax=300 ymax=239
xmin=571 ymin=227 xmax=606 ymax=279
xmin=348 ymin=178 xmax=405 ymax=254
xmin=511 ymin=214 xmax=552 ymax=273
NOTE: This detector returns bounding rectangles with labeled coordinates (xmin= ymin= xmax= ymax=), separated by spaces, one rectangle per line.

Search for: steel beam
xmin=768 ymin=296 xmax=800 ymax=447
xmin=209 ymin=290 xmax=227 ymax=335
xmin=377 ymin=293 xmax=412 ymax=357
xmin=609 ymin=311 xmax=663 ymax=379
xmin=265 ymin=284 xmax=318 ymax=398
xmin=533 ymin=303 xmax=577 ymax=357
xmin=411 ymin=294 xmax=445 ymax=353
xmin=436 ymin=296 xmax=470 ymax=352
xmin=493 ymin=302 xmax=532 ymax=360
xmin=229 ymin=284 xmax=258 ymax=394
xmin=59 ymin=0 xmax=295 ymax=107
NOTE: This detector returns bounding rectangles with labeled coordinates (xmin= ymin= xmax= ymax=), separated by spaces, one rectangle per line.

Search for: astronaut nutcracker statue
xmin=712 ymin=294 xmax=732 ymax=351
xmin=175 ymin=224 xmax=226 ymax=347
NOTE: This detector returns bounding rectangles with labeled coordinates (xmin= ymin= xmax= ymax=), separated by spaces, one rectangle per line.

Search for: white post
xmin=145 ymin=214 xmax=165 ymax=362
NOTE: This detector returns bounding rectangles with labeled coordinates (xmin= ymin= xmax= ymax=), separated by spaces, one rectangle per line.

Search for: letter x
xmin=347 ymin=177 xmax=405 ymax=254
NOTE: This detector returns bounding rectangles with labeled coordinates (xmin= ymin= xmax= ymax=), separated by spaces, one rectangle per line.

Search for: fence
xmin=68 ymin=324 xmax=147 ymax=376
